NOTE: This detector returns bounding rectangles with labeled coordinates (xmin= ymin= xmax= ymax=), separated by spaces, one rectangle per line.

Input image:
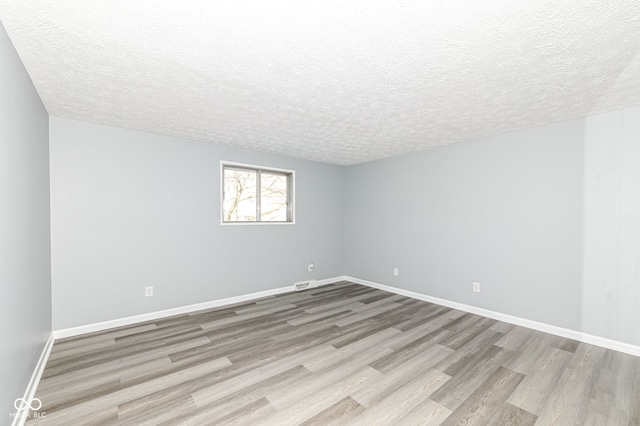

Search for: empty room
xmin=2 ymin=1 xmax=640 ymax=425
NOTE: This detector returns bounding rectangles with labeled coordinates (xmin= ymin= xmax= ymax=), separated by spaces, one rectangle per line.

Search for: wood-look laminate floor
xmin=28 ymin=282 xmax=640 ymax=425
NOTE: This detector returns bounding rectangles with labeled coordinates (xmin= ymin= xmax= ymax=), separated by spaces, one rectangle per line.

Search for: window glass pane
xmin=260 ymin=173 xmax=288 ymax=221
xmin=223 ymin=169 xmax=257 ymax=221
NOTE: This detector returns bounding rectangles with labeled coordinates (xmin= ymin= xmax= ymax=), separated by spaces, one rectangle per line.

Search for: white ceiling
xmin=1 ymin=1 xmax=640 ymax=165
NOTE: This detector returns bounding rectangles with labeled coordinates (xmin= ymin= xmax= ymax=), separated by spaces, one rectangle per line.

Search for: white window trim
xmin=220 ymin=161 xmax=296 ymax=225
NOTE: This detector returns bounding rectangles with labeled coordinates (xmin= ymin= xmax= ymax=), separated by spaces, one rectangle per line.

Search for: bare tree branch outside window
xmin=260 ymin=173 xmax=287 ymax=221
xmin=222 ymin=165 xmax=292 ymax=223
xmin=223 ymin=169 xmax=257 ymax=221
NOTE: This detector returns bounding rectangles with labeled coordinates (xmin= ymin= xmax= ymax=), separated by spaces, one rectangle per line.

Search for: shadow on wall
xmin=582 ymin=106 xmax=640 ymax=347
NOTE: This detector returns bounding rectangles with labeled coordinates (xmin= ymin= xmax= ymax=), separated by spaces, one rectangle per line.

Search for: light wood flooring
xmin=28 ymin=282 xmax=640 ymax=425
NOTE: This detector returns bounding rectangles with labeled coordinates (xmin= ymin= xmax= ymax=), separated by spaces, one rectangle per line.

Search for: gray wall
xmin=51 ymin=108 xmax=640 ymax=346
xmin=583 ymin=105 xmax=640 ymax=346
xmin=0 ymin=24 xmax=52 ymax=418
xmin=345 ymin=120 xmax=585 ymax=331
xmin=49 ymin=117 xmax=345 ymax=329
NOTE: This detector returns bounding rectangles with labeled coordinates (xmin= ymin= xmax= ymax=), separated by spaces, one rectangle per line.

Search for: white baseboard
xmin=346 ymin=276 xmax=640 ymax=357
xmin=12 ymin=333 xmax=54 ymax=426
xmin=316 ymin=276 xmax=349 ymax=287
xmin=53 ymin=276 xmax=346 ymax=339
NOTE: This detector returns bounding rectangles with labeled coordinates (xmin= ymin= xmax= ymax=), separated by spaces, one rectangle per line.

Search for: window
xmin=221 ymin=162 xmax=294 ymax=224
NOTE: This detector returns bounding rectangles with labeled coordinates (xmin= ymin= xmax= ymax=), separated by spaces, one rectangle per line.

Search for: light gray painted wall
xmin=49 ymin=117 xmax=345 ymax=329
xmin=0 ymin=24 xmax=52 ymax=418
xmin=345 ymin=120 xmax=585 ymax=331
xmin=583 ymin=105 xmax=640 ymax=346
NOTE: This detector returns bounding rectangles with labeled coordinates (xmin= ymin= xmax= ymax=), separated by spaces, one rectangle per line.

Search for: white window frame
xmin=220 ymin=161 xmax=295 ymax=225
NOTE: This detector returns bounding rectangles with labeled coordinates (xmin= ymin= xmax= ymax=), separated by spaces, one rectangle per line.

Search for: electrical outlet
xmin=393 ymin=267 xmax=399 ymax=277
xmin=145 ymin=286 xmax=154 ymax=297
xmin=308 ymin=263 xmax=314 ymax=272
xmin=473 ymin=282 xmax=480 ymax=292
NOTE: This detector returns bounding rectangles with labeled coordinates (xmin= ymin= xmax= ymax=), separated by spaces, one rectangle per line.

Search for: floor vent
xmin=294 ymin=280 xmax=318 ymax=291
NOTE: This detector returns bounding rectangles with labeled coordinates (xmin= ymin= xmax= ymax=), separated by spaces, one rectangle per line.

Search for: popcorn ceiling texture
xmin=1 ymin=1 xmax=640 ymax=165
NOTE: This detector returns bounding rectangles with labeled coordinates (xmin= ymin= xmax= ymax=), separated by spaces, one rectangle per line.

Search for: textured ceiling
xmin=1 ymin=1 xmax=640 ymax=165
